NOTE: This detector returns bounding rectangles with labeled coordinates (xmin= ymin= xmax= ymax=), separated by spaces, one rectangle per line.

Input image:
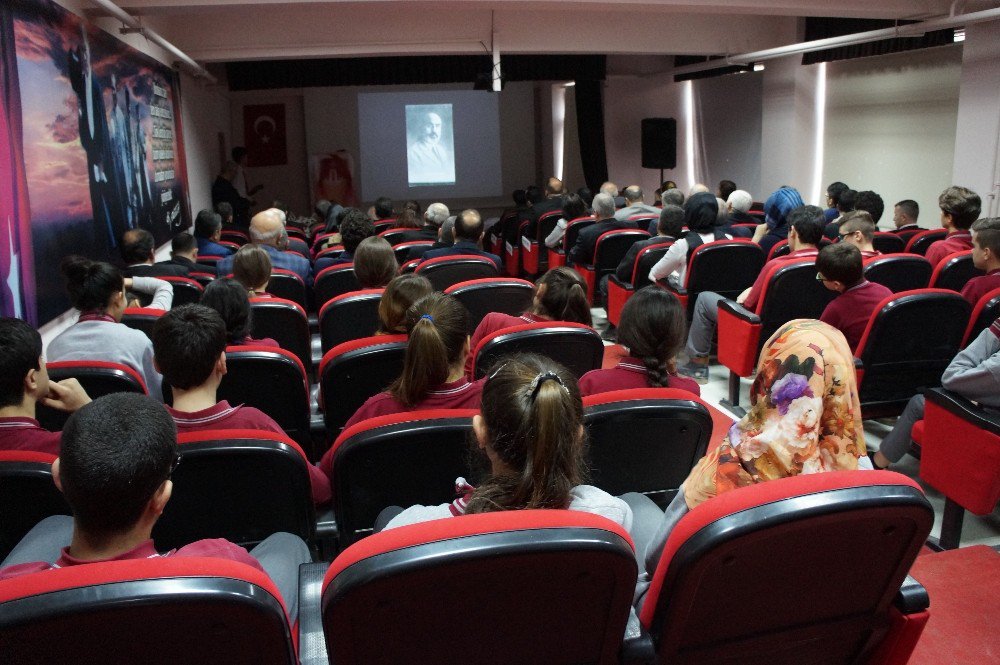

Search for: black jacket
xmin=568 ymin=217 xmax=632 ymax=266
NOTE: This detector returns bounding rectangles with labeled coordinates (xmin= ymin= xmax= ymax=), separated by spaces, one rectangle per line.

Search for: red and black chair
xmin=444 ymin=278 xmax=534 ymax=334
xmin=919 ymin=387 xmax=1000 ymax=550
xmin=863 ymin=254 xmax=932 ymax=293
xmin=487 ymin=209 xmax=518 ymax=256
xmin=318 ymin=335 xmax=408 ymax=434
xmin=313 ymin=244 xmax=344 ymax=264
xmin=470 ymin=321 xmax=604 ymax=380
xmin=392 ymin=240 xmax=433 ymax=264
xmin=663 ymin=240 xmax=766 ymax=321
xmin=520 ymin=209 xmax=564 ymax=278
xmin=547 ymin=216 xmax=595 ymax=270
xmin=894 ymin=227 xmax=924 ymax=246
xmin=929 ymin=250 xmax=984 ymax=292
xmin=415 ymin=255 xmax=499 ymax=291
xmin=321 ymin=410 xmax=476 ymax=547
xmin=378 ymin=228 xmax=423 ymax=246
xmin=904 ymin=228 xmax=948 ymax=255
xmin=287 ymin=227 xmax=308 ymax=243
xmin=872 ymin=232 xmax=906 ymax=254
xmin=160 ymin=276 xmax=204 ymax=308
xmin=249 ymin=297 xmax=312 ymax=374
xmin=267 ymin=269 xmax=309 ymax=309
xmin=305 ymin=511 xmax=636 ymax=664
xmin=153 ymin=429 xmax=316 ymax=551
xmin=220 ymin=228 xmax=249 ymax=246
xmin=0 ymin=558 xmax=296 ymax=664
xmin=188 ymin=271 xmax=216 ymax=289
xmin=286 ymin=238 xmax=312 ymax=261
xmin=312 ymin=232 xmax=338 ymax=256
xmin=639 ymin=471 xmax=933 ymax=665
xmin=853 ymin=289 xmax=970 ymax=419
xmin=583 ymin=389 xmax=712 ymax=508
xmin=319 ymin=289 xmax=383 ymax=353
xmin=373 ymin=219 xmax=396 ymax=234
xmin=0 ymin=451 xmax=71 ymax=562
xmin=629 ymin=213 xmax=659 ymax=231
xmin=606 ymin=241 xmax=674 ymax=327
xmin=576 ymin=229 xmax=650 ymax=303
xmin=717 ymin=259 xmax=835 ymax=408
xmin=218 ymin=240 xmax=242 ymax=254
xmin=195 ymin=254 xmax=224 ymax=269
xmin=120 ymin=306 xmax=166 ymax=339
xmin=315 ymin=264 xmax=360 ymax=309
xmin=35 ymin=360 xmax=148 ymax=431
xmin=218 ymin=346 xmax=311 ymax=448
xmin=962 ymin=286 xmax=1000 ymax=346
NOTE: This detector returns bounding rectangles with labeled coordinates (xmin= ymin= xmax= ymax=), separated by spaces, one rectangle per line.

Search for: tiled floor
xmin=591 ymin=306 xmax=1000 ymax=549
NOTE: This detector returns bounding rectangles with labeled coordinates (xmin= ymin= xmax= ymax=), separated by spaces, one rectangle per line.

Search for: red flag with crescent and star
xmin=244 ymin=104 xmax=286 ymax=167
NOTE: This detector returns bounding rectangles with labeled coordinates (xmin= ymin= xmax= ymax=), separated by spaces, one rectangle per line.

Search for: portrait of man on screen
xmin=406 ymin=104 xmax=455 ymax=186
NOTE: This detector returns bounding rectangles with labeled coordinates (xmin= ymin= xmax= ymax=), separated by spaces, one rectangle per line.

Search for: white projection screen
xmin=358 ymin=91 xmax=502 ymax=200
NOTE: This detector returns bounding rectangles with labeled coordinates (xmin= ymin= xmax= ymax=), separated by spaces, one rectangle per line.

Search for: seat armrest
xmin=893 ymin=575 xmax=929 ymax=614
xmin=854 ymin=357 xmax=864 ymax=371
xmin=718 ymin=298 xmax=760 ymax=324
xmin=298 ymin=562 xmax=331 ymax=665
xmin=662 ymin=281 xmax=686 ymax=296
xmin=619 ymin=610 xmax=657 ymax=665
xmin=925 ymin=387 xmax=1000 ymax=437
xmin=608 ymin=275 xmax=632 ymax=289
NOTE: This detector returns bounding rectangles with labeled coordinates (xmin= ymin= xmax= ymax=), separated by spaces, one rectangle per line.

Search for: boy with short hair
xmin=925 ymin=186 xmax=982 ymax=267
xmin=817 ymin=243 xmax=893 ymax=351
xmin=962 ymin=217 xmax=1000 ymax=305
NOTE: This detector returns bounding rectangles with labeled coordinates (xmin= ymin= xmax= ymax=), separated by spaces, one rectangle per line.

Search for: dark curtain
xmin=802 ymin=18 xmax=954 ymax=65
xmin=574 ymin=80 xmax=608 ymax=193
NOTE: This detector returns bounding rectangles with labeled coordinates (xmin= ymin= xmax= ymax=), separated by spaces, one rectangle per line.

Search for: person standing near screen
xmin=407 ymin=111 xmax=455 ymax=184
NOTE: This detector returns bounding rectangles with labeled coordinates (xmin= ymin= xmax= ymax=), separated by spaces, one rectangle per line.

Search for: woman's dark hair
xmin=354 ymin=236 xmax=399 ymax=288
xmin=388 ymin=293 xmax=469 ymax=407
xmin=200 ymin=277 xmax=252 ymax=344
xmin=394 ymin=208 xmax=421 ymax=229
xmin=618 ymin=287 xmax=687 ymax=385
xmin=532 ymin=268 xmax=592 ymax=326
xmin=561 ymin=193 xmax=589 ymax=221
xmin=465 ymin=353 xmax=586 ymax=514
xmin=684 ymin=192 xmax=719 ymax=233
xmin=378 ymin=274 xmax=433 ymax=334
xmin=60 ymin=255 xmax=124 ymax=312
xmin=576 ymin=187 xmax=594 ymax=207
xmin=232 ymin=244 xmax=272 ymax=292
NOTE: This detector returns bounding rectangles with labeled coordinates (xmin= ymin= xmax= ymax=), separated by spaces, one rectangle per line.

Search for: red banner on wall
xmin=244 ymin=104 xmax=286 ymax=167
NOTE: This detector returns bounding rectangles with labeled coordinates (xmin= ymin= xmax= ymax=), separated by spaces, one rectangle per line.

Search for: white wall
xmin=696 ymin=72 xmax=764 ymax=198
xmin=179 ymin=78 xmax=230 ymax=216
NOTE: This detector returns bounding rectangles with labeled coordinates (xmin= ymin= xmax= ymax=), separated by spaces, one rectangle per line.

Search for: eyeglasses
xmin=816 ymin=272 xmax=828 ymax=281
xmin=838 ymin=230 xmax=858 ymax=240
xmin=169 ymin=453 xmax=182 ymax=477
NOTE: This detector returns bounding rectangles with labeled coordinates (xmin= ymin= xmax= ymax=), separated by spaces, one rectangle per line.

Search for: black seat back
xmin=0 ymin=453 xmax=71 ymax=561
xmin=630 ymin=242 xmax=673 ymax=289
xmin=757 ymin=261 xmax=836 ymax=348
xmin=267 ymin=270 xmax=308 ymax=309
xmin=319 ymin=290 xmax=383 ymax=353
xmin=161 ymin=276 xmax=204 ymax=308
xmin=445 ymin=278 xmax=535 ymax=333
xmin=685 ymin=241 xmax=767 ymax=319
xmin=319 ymin=336 xmax=408 ymax=434
xmin=472 ymin=323 xmax=603 ymax=379
xmin=863 ymin=254 xmax=932 ymax=293
xmin=872 ymin=233 xmax=906 ymax=254
xmin=905 ymin=229 xmax=947 ymax=255
xmin=315 ymin=265 xmax=360 ymax=309
xmin=592 ymin=230 xmax=649 ymax=277
xmin=248 ymin=298 xmax=312 ymax=374
xmin=931 ymin=252 xmax=984 ymax=292
xmin=36 ymin=361 xmax=147 ymax=431
xmin=416 ymin=256 xmax=500 ymax=291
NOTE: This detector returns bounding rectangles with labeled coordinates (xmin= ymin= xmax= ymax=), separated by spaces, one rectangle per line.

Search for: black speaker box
xmin=641 ymin=118 xmax=677 ymax=169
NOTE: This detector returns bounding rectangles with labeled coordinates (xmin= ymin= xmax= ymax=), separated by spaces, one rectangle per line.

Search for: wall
xmin=179 ymin=78 xmax=230 ymax=215
xmin=696 ymin=72 xmax=764 ymax=197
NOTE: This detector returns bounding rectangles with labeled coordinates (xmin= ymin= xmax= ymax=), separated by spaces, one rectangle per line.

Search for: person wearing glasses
xmin=0 ymin=393 xmax=311 ymax=621
xmin=836 ymin=211 xmax=881 ymax=259
xmin=925 ymin=186 xmax=982 ymax=268
xmin=816 ymin=243 xmax=892 ymax=351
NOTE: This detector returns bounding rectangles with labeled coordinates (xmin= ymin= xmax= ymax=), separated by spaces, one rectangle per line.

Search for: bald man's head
xmin=249 ymin=208 xmax=287 ymax=248
xmin=599 ymin=181 xmax=618 ymax=197
xmin=545 ymin=177 xmax=565 ymax=196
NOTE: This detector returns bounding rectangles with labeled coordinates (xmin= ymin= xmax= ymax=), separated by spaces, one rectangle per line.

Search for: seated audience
xmin=159 ymin=232 xmax=216 ymax=274
xmin=680 ymin=205 xmax=824 ymax=383
xmin=200 ymin=278 xmax=278 ymax=347
xmin=544 ymin=193 xmax=591 ymax=249
xmin=600 ymin=181 xmax=626 ymax=208
xmin=823 ymin=188 xmax=858 ymax=239
xmin=648 ymin=192 xmax=729 ymax=287
xmin=816 ymin=243 xmax=892 ymax=350
xmin=722 ymin=189 xmax=756 ymax=236
xmin=837 ymin=210 xmax=881 ymax=258
xmin=614 ymin=185 xmax=659 ymax=221
xmin=394 ymin=207 xmax=421 ymax=229
xmin=216 ymin=209 xmax=313 ymax=286
xmin=372 ymin=196 xmax=395 ymax=222
xmin=403 ymin=199 xmax=421 ymax=216
xmin=307 ymin=199 xmax=332 ymax=237
xmin=405 ymin=202 xmax=451 ymax=260
xmin=568 ymin=192 xmax=628 ymax=266
xmin=151 ymin=305 xmax=329 ymax=505
xmin=854 ymin=190 xmax=885 ymax=224
xmin=353 ymin=236 xmax=399 ymax=289
xmin=120 ymin=229 xmax=188 ymax=278
xmin=317 ymin=207 xmax=375 ymax=271
xmin=0 ymin=318 xmax=91 ymax=455
xmin=647 ymin=188 xmax=685 ymax=234
xmin=717 ymin=179 xmax=737 ymax=203
xmin=421 ymin=209 xmax=502 ymax=271
xmin=377 ymin=274 xmax=433 ymax=335
xmin=963 ymin=217 xmax=1000 ymax=304
xmin=892 ymin=199 xmax=920 ymax=233
xmin=194 ymin=208 xmax=234 ymax=257
xmin=48 ymin=256 xmax=170 ymax=401
xmin=0 ymin=393 xmax=311 ymax=619
xmin=524 ymin=177 xmax=566 ymax=239
xmin=614 ymin=204 xmax=683 ymax=284
xmin=824 ymin=181 xmax=850 ymax=222
xmin=232 ymin=244 xmax=273 ymax=298
xmin=214 ymin=201 xmax=235 ymax=229
xmin=751 ymin=186 xmax=805 ymax=255
xmin=377 ymin=353 xmax=633 ymax=532
xmin=653 ymin=180 xmax=679 ymax=205
xmin=926 ymin=185 xmax=982 ymax=267
xmin=579 ymin=287 xmax=699 ymax=396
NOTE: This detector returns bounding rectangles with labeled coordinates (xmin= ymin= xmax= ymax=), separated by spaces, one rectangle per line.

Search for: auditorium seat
xmin=662 ymin=240 xmax=766 ymax=321
xmin=863 ymin=254 xmax=933 ymax=293
xmin=962 ymin=286 xmax=1000 ymax=346
xmin=399 ymin=257 xmax=422 ymax=274
xmin=583 ymin=388 xmax=712 ymax=508
xmin=311 ymin=232 xmax=338 ymax=255
xmin=639 ymin=471 xmax=933 ymax=665
xmin=314 ymin=264 xmax=360 ymax=309
xmin=470 ymin=321 xmax=604 ymax=380
xmin=414 ymin=255 xmax=499 ymax=291
xmin=120 ymin=306 xmax=166 ymax=339
xmin=187 ymin=271 xmax=216 ymax=288
xmin=220 ymin=228 xmax=249 ymax=246
xmin=373 ymin=219 xmax=396 ymax=233
xmin=218 ymin=240 xmax=241 ymax=254
xmin=929 ymin=250 xmax=984 ymax=292
xmin=0 ymin=451 xmax=71 ymax=562
xmin=895 ymin=227 xmax=924 ymax=246
xmin=717 ymin=259 xmax=835 ymax=408
xmin=919 ymin=387 xmax=1000 ymax=550
xmin=321 ymin=410 xmax=476 ymax=547
xmin=392 ymin=240 xmax=433 ymax=263
xmin=905 ymin=229 xmax=948 ymax=256
xmin=286 ymin=239 xmax=311 ymax=261
xmin=266 ymin=269 xmax=309 ymax=309
xmin=249 ymin=297 xmax=312 ymax=373
xmin=153 ymin=429 xmax=316 ymax=551
xmin=379 ymin=228 xmax=422 ymax=246
xmin=303 ymin=511 xmax=636 ymax=665
xmin=547 ymin=216 xmax=595 ymax=270
xmin=35 ymin=360 xmax=148 ymax=431
xmin=160 ymin=276 xmax=204 ymax=308
xmin=487 ymin=209 xmax=518 ymax=256
xmin=854 ymin=289 xmax=970 ymax=419
xmin=287 ymin=227 xmax=308 ymax=243
xmin=318 ymin=335 xmax=407 ymax=435
xmin=313 ymin=244 xmax=344 ymax=262
xmin=195 ymin=254 xmax=224 ymax=269
xmin=318 ymin=289 xmax=383 ymax=353
xmin=628 ymin=213 xmax=658 ymax=230
xmin=218 ymin=346 xmax=311 ymax=449
xmin=0 ymin=558 xmax=297 ymax=664
xmin=520 ymin=209 xmax=563 ymax=278
xmin=606 ymin=241 xmax=674 ymax=327
xmin=444 ymin=277 xmax=534 ymax=333
xmin=575 ymin=228 xmax=650 ymax=303
xmin=872 ymin=232 xmax=906 ymax=254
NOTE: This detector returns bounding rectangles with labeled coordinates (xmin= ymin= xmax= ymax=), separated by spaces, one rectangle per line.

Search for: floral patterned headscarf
xmin=683 ymin=319 xmax=866 ymax=509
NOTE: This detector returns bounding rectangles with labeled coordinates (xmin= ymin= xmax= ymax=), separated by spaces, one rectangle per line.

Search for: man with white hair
xmin=600 ymin=181 xmax=625 ymax=208
xmin=568 ymin=192 xmax=631 ymax=266
xmin=215 ymin=208 xmax=313 ymax=285
xmin=614 ymin=185 xmax=659 ymax=222
xmin=405 ymin=202 xmax=452 ymax=260
xmin=722 ymin=189 xmax=756 ymax=238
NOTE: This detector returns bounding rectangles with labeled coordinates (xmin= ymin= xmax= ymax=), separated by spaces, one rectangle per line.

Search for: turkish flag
xmin=244 ymin=104 xmax=286 ymax=167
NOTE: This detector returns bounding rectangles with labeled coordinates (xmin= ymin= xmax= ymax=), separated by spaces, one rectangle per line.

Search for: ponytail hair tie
xmin=528 ymin=371 xmax=568 ymax=401
xmin=420 ymin=314 xmax=434 ymax=323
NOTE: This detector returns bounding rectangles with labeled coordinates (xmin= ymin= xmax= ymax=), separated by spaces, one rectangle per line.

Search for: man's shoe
xmin=678 ymin=359 xmax=710 ymax=384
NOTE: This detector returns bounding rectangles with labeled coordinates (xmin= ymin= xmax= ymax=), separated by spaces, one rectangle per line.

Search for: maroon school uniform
xmin=0 ymin=417 xmax=61 ymax=456
xmin=860 ymin=249 xmax=881 ymax=259
xmin=743 ymin=248 xmax=820 ymax=312
xmin=167 ymin=401 xmax=331 ymax=505
xmin=466 ymin=312 xmax=549 ymax=378
xmin=241 ymin=335 xmax=280 ymax=348
xmin=578 ymin=358 xmax=701 ymax=397
xmin=925 ymin=231 xmax=973 ymax=268
xmin=960 ymin=269 xmax=1000 ymax=306
xmin=819 ymin=280 xmax=893 ymax=351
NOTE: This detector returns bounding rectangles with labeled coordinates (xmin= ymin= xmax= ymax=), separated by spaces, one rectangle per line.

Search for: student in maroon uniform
xmin=579 ymin=288 xmax=699 ymax=396
xmin=0 ymin=318 xmax=92 ymax=455
xmin=817 ymin=243 xmax=893 ymax=351
xmin=0 ymin=393 xmax=311 ymax=619
xmin=151 ymin=305 xmax=330 ymax=505
xmin=466 ymin=267 xmax=592 ymax=378
xmin=200 ymin=277 xmax=278 ymax=348
xmin=961 ymin=217 xmax=1000 ymax=305
xmin=925 ymin=186 xmax=981 ymax=267
xmin=232 ymin=243 xmax=274 ymax=298
xmin=376 ymin=274 xmax=433 ymax=335
xmin=837 ymin=210 xmax=881 ymax=259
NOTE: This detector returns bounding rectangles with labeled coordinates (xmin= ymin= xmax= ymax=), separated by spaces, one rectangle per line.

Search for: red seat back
xmin=962 ymin=286 xmax=1000 ymax=346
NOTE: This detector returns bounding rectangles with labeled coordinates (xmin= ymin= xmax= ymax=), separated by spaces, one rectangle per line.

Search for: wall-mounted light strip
xmin=811 ymin=63 xmax=827 ymax=206
xmin=684 ymin=80 xmax=695 ymax=190
xmin=552 ymin=83 xmax=567 ymax=181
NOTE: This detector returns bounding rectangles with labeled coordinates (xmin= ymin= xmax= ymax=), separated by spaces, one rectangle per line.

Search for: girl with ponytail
xmin=578 ymin=286 xmax=698 ymax=396
xmin=381 ymin=353 xmax=632 ymax=530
